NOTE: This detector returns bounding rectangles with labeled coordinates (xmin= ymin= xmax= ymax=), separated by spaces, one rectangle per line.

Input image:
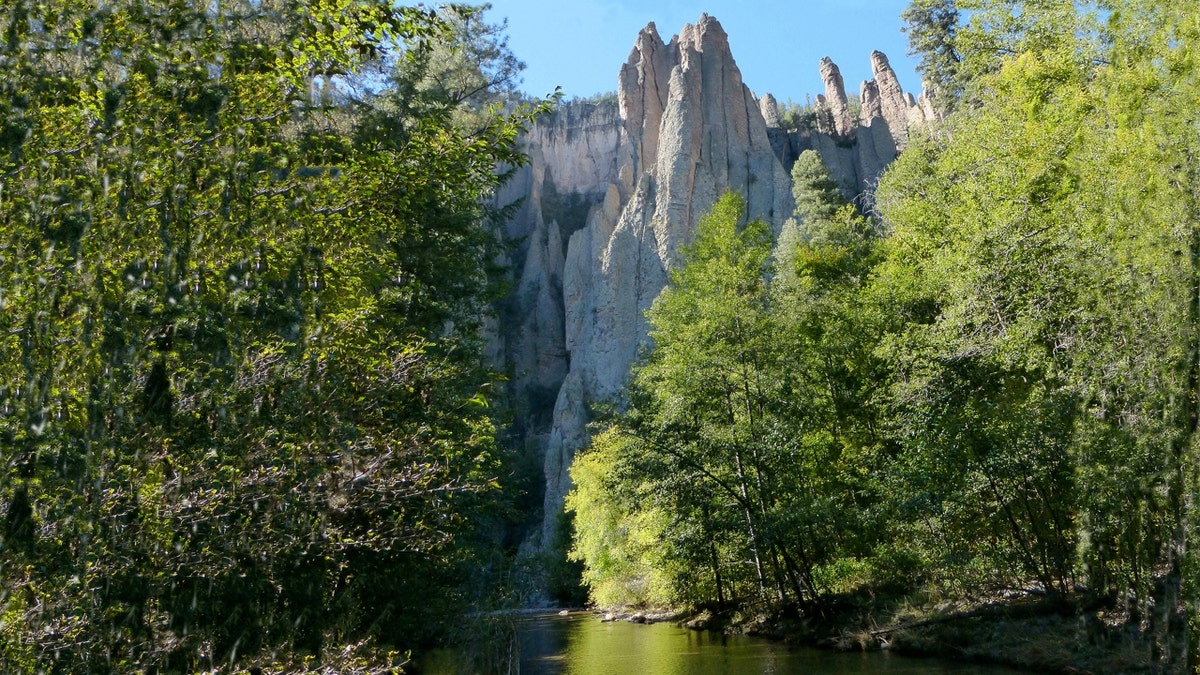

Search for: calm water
xmin=426 ymin=612 xmax=1027 ymax=674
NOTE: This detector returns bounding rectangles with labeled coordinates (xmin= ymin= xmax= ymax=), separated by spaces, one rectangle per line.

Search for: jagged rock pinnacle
xmin=818 ymin=56 xmax=854 ymax=138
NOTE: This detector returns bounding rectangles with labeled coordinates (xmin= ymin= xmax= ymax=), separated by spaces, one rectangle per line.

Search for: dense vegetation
xmin=568 ymin=0 xmax=1200 ymax=669
xmin=5 ymin=0 xmax=1199 ymax=671
xmin=0 ymin=0 xmax=550 ymax=671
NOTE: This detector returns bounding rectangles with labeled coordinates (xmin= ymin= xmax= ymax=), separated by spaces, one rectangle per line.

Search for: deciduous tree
xmin=0 ymin=1 xmax=549 ymax=670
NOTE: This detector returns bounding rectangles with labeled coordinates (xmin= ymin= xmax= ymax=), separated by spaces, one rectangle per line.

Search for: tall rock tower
xmin=492 ymin=15 xmax=792 ymax=553
xmin=776 ymin=50 xmax=940 ymax=200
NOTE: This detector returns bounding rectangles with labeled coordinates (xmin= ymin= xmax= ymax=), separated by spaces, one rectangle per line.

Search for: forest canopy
xmin=5 ymin=0 xmax=1200 ymax=671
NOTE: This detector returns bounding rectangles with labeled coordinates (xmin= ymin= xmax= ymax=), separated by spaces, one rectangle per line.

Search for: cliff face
xmin=490 ymin=101 xmax=622 ymax=425
xmin=492 ymin=16 xmax=934 ymax=555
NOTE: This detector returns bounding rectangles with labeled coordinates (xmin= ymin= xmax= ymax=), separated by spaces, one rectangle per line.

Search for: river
xmin=423 ymin=612 xmax=1029 ymax=674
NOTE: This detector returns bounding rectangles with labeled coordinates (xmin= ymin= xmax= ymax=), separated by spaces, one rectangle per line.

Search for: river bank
xmin=421 ymin=611 xmax=1024 ymax=674
xmin=591 ymin=588 xmax=1180 ymax=674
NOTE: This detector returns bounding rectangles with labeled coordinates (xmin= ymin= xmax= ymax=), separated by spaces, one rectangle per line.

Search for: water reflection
xmin=427 ymin=612 xmax=1026 ymax=674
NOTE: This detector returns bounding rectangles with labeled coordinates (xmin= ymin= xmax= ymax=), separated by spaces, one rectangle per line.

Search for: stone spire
xmin=818 ymin=56 xmax=854 ymax=138
xmin=492 ymin=24 xmax=944 ymax=570
xmin=869 ymin=50 xmax=913 ymax=151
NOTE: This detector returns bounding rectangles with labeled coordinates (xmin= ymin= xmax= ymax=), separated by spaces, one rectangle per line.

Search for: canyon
xmin=489 ymin=14 xmax=938 ymax=552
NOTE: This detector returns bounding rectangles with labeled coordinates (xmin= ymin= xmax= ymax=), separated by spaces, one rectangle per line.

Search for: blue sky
xmin=485 ymin=0 xmax=924 ymax=105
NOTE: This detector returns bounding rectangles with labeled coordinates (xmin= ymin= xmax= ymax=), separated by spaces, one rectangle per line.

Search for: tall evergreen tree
xmin=901 ymin=0 xmax=963 ymax=113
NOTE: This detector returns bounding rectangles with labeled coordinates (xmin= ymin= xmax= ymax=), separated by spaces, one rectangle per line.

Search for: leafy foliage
xmin=565 ymin=428 xmax=677 ymax=608
xmin=879 ymin=0 xmax=1199 ymax=657
xmin=901 ymin=0 xmax=962 ymax=113
xmin=572 ymin=4 xmax=1200 ymax=668
xmin=0 ymin=0 xmax=550 ymax=671
xmin=568 ymin=190 xmax=885 ymax=611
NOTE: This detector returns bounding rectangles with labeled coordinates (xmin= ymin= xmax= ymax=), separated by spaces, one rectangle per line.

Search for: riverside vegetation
xmin=2 ymin=0 xmax=1200 ymax=673
xmin=0 ymin=0 xmax=554 ymax=671
xmin=566 ymin=1 xmax=1200 ymax=672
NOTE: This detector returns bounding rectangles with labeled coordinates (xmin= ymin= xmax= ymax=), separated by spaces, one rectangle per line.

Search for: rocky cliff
xmin=491 ymin=15 xmax=936 ymax=559
xmin=778 ymin=50 xmax=941 ymax=201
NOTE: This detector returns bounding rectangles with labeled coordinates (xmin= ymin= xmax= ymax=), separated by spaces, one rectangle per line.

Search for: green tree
xmin=874 ymin=49 xmax=1094 ymax=598
xmin=391 ymin=2 xmax=530 ymax=131
xmin=790 ymin=149 xmax=845 ymax=228
xmin=0 ymin=0 xmax=550 ymax=670
xmin=569 ymin=191 xmax=886 ymax=614
xmin=902 ymin=0 xmax=1106 ymax=114
xmin=566 ymin=194 xmax=788 ymax=608
xmin=565 ymin=427 xmax=677 ymax=608
xmin=901 ymin=0 xmax=963 ymax=113
xmin=634 ymin=193 xmax=782 ymax=603
xmin=771 ymin=160 xmax=889 ymax=599
xmin=877 ymin=3 xmax=1200 ymax=663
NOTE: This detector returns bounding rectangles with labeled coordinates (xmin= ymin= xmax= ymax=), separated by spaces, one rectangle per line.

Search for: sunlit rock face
xmin=817 ymin=57 xmax=854 ymax=139
xmin=492 ymin=14 xmax=791 ymax=554
xmin=491 ymin=15 xmax=937 ymax=564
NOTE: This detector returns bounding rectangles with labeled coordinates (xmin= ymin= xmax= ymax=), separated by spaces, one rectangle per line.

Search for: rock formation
xmin=816 ymin=57 xmax=854 ymax=139
xmin=490 ymin=16 xmax=938 ymax=568
xmin=870 ymin=51 xmax=914 ymax=143
xmin=763 ymin=51 xmax=940 ymax=201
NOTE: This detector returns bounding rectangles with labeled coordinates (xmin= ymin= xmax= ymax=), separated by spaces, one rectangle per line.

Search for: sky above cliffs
xmin=488 ymin=0 xmax=924 ymax=105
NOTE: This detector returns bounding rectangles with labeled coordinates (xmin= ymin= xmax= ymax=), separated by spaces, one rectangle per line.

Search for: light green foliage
xmin=875 ymin=51 xmax=1094 ymax=596
xmin=569 ymin=192 xmax=886 ymax=611
xmin=778 ymin=101 xmax=817 ymax=133
xmin=565 ymin=428 xmax=676 ymax=608
xmin=0 ymin=0 xmax=550 ymax=670
xmin=777 ymin=97 xmax=859 ymax=134
xmin=903 ymin=0 xmax=1105 ymax=113
xmin=877 ymin=1 xmax=1200 ymax=658
xmin=570 ymin=6 xmax=1200 ymax=666
xmin=568 ymin=194 xmax=781 ymax=608
xmin=634 ymin=193 xmax=782 ymax=604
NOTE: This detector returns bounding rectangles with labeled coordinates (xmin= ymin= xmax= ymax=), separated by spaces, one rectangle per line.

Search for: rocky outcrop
xmin=869 ymin=51 xmax=913 ymax=146
xmin=817 ymin=57 xmax=854 ymax=139
xmin=493 ymin=17 xmax=939 ymax=570
xmin=490 ymin=100 xmax=623 ymax=437
xmin=856 ymin=79 xmax=897 ymax=189
xmin=493 ymin=14 xmax=792 ymax=553
xmin=548 ymin=14 xmax=792 ymax=548
xmin=760 ymin=51 xmax=939 ymax=201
